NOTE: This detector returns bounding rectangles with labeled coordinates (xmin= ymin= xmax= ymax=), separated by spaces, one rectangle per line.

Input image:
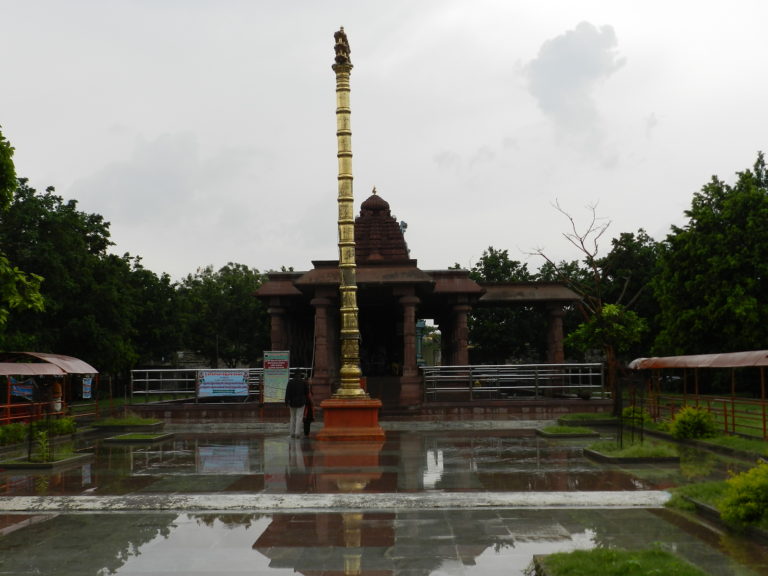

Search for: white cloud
xmin=525 ymin=22 xmax=625 ymax=140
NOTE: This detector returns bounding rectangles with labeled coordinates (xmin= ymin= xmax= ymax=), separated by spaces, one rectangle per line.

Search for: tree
xmin=177 ymin=263 xmax=269 ymax=367
xmin=0 ymin=128 xmax=44 ymax=329
xmin=654 ymin=152 xmax=768 ymax=354
xmin=597 ymin=229 xmax=660 ymax=357
xmin=533 ymin=203 xmax=647 ymax=414
xmin=463 ymin=247 xmax=547 ymax=363
xmin=0 ymin=181 xmax=166 ymax=374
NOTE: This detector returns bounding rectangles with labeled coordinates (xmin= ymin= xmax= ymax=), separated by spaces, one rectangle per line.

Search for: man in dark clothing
xmin=284 ymin=375 xmax=308 ymax=438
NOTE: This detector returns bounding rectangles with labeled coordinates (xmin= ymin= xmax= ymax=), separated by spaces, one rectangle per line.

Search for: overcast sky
xmin=3 ymin=1 xmax=767 ymax=280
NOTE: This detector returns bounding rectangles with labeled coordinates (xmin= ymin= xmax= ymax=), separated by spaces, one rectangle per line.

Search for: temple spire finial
xmin=334 ymin=26 xmax=352 ymax=66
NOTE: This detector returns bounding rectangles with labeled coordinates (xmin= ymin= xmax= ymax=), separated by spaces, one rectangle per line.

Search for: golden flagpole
xmin=332 ymin=27 xmax=367 ymax=398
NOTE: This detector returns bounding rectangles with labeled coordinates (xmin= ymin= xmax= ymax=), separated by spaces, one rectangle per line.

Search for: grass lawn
xmin=539 ymin=425 xmax=597 ymax=436
xmin=92 ymin=414 xmax=162 ymax=426
xmin=533 ymin=547 xmax=708 ymax=576
xmin=559 ymin=412 xmax=617 ymax=422
xmin=588 ymin=438 xmax=678 ymax=459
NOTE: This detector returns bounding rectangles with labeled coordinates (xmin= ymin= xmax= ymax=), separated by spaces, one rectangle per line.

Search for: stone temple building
xmin=256 ymin=190 xmax=579 ymax=408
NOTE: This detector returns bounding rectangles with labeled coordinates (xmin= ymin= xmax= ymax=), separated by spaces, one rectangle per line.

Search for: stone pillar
xmin=311 ymin=296 xmax=333 ymax=401
xmin=266 ymin=304 xmax=288 ymax=352
xmin=400 ymin=296 xmax=420 ymax=378
xmin=398 ymin=295 xmax=422 ymax=407
xmin=546 ymin=304 xmax=566 ymax=364
xmin=452 ymin=303 xmax=471 ymax=366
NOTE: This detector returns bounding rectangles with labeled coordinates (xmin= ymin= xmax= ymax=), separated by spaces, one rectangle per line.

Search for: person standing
xmin=284 ymin=374 xmax=308 ymax=439
xmin=303 ymin=386 xmax=314 ymax=437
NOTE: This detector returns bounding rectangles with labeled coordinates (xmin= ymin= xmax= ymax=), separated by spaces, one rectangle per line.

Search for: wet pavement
xmin=1 ymin=421 xmax=767 ymax=575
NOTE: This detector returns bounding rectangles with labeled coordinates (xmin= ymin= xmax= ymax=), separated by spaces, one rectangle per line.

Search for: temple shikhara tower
xmin=257 ymin=28 xmax=579 ymax=412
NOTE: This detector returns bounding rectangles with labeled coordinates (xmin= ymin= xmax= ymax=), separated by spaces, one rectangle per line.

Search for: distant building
xmin=256 ymin=190 xmax=579 ymax=407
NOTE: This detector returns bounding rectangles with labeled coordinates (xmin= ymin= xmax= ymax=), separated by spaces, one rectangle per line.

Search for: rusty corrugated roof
xmin=0 ymin=362 xmax=66 ymax=376
xmin=629 ymin=350 xmax=768 ymax=370
xmin=0 ymin=352 xmax=98 ymax=374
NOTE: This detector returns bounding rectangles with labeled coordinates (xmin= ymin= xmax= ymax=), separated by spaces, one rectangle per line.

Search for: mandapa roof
xmin=629 ymin=350 xmax=768 ymax=370
xmin=0 ymin=352 xmax=98 ymax=376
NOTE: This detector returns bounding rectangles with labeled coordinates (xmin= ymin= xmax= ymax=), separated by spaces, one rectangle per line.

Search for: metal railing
xmin=648 ymin=393 xmax=768 ymax=439
xmin=129 ymin=367 xmax=312 ymax=402
xmin=422 ymin=363 xmax=605 ymax=402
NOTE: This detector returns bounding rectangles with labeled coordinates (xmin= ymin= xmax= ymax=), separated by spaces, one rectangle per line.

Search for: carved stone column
xmin=398 ymin=295 xmax=422 ymax=407
xmin=311 ymin=296 xmax=333 ymax=401
xmin=452 ymin=303 xmax=471 ymax=366
xmin=400 ymin=295 xmax=420 ymax=378
xmin=266 ymin=304 xmax=288 ymax=352
xmin=547 ymin=304 xmax=566 ymax=364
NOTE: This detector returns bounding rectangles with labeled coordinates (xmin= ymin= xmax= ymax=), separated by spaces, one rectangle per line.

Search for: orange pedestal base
xmin=314 ymin=439 xmax=384 ymax=492
xmin=316 ymin=397 xmax=385 ymax=441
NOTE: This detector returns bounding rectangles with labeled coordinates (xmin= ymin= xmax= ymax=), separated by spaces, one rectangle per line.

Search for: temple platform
xmin=125 ymin=397 xmax=613 ymax=424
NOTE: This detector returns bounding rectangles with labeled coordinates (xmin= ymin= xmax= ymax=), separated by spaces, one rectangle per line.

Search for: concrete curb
xmin=0 ymin=490 xmax=670 ymax=513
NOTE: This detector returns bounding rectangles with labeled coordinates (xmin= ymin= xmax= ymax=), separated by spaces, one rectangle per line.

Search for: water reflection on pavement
xmin=0 ymin=426 xmax=766 ymax=575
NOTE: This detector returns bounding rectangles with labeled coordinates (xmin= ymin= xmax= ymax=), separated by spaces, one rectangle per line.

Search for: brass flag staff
xmin=332 ymin=27 xmax=367 ymax=399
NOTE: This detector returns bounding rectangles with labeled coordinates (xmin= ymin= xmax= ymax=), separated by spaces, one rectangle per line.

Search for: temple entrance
xmin=359 ymin=303 xmax=402 ymax=377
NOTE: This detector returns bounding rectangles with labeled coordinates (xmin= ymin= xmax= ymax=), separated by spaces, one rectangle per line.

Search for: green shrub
xmin=49 ymin=417 xmax=77 ymax=436
xmin=669 ymin=406 xmax=719 ymax=440
xmin=622 ymin=405 xmax=651 ymax=425
xmin=532 ymin=546 xmax=708 ymax=576
xmin=720 ymin=461 xmax=768 ymax=528
xmin=0 ymin=423 xmax=28 ymax=445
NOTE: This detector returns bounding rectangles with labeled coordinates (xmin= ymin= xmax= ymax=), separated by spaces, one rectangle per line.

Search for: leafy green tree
xmin=566 ymin=303 xmax=646 ymax=363
xmin=597 ymin=229 xmax=660 ymax=356
xmin=0 ymin=181 xmax=117 ymax=363
xmin=0 ymin=128 xmax=44 ymax=328
xmin=125 ymin=257 xmax=181 ymax=366
xmin=177 ymin=263 xmax=269 ymax=367
xmin=463 ymin=247 xmax=547 ymax=363
xmin=654 ymin=152 xmax=768 ymax=354
xmin=0 ymin=181 xmax=176 ymax=374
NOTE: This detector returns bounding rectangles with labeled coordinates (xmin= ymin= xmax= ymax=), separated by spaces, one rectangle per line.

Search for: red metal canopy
xmin=0 ymin=352 xmax=98 ymax=375
xmin=629 ymin=350 xmax=768 ymax=370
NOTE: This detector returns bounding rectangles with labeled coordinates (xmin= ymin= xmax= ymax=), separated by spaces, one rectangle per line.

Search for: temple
xmin=256 ymin=189 xmax=579 ymax=408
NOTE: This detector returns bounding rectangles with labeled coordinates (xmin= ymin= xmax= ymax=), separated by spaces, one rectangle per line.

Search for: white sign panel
xmin=263 ymin=351 xmax=290 ymax=403
xmin=197 ymin=369 xmax=249 ymax=398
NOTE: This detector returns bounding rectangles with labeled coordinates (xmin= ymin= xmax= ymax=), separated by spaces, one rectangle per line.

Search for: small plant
xmin=669 ymin=406 xmax=719 ymax=440
xmin=32 ymin=429 xmax=52 ymax=463
xmin=622 ymin=405 xmax=651 ymax=425
xmin=720 ymin=461 xmax=768 ymax=529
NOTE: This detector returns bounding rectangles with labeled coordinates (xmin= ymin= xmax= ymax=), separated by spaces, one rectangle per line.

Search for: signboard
xmin=9 ymin=377 xmax=35 ymax=401
xmin=197 ymin=369 xmax=249 ymax=398
xmin=263 ymin=351 xmax=290 ymax=403
xmin=82 ymin=377 xmax=92 ymax=399
xmin=196 ymin=445 xmax=251 ymax=474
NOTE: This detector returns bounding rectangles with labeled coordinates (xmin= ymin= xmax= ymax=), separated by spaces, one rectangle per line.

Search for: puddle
xmin=2 ymin=429 xmax=739 ymax=497
xmin=0 ymin=427 xmax=764 ymax=575
xmin=0 ymin=508 xmax=766 ymax=575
